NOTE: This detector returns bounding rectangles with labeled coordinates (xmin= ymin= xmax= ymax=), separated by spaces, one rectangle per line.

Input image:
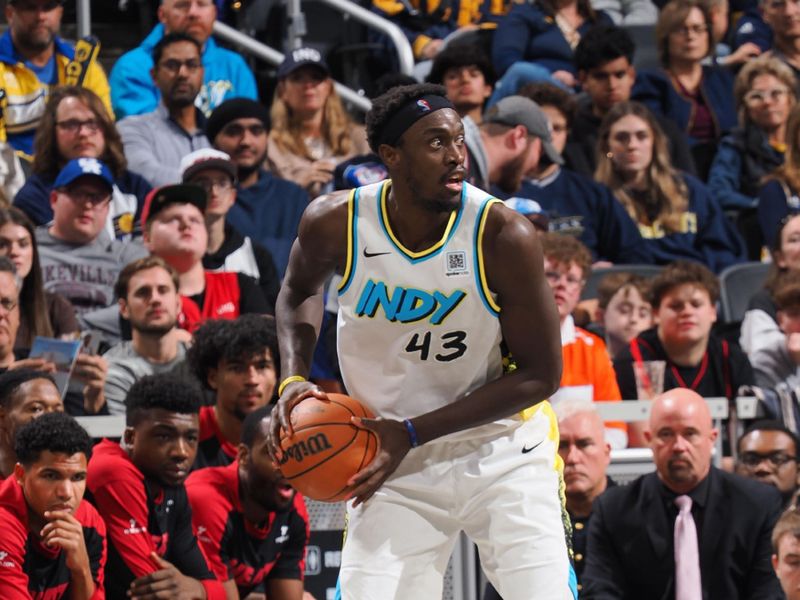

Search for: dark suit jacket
xmin=582 ymin=468 xmax=784 ymax=600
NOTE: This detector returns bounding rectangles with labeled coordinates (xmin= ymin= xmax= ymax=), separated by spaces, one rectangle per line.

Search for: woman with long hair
xmin=13 ymin=86 xmax=150 ymax=240
xmin=268 ymin=49 xmax=369 ymax=197
xmin=490 ymin=0 xmax=611 ymax=100
xmin=595 ymin=101 xmax=744 ymax=272
xmin=759 ymin=105 xmax=800 ymax=250
xmin=0 ymin=207 xmax=78 ymax=352
xmin=632 ymin=0 xmax=736 ymax=179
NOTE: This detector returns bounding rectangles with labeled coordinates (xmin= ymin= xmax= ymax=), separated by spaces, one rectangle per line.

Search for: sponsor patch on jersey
xmin=445 ymin=250 xmax=469 ymax=277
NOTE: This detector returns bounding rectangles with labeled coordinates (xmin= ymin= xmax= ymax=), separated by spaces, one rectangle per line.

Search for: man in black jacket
xmin=582 ymin=388 xmax=784 ymax=599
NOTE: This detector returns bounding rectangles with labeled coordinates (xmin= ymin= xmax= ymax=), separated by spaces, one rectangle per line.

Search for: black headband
xmin=378 ymin=94 xmax=455 ymax=147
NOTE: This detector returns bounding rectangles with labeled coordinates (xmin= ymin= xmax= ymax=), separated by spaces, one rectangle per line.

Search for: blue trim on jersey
xmin=568 ymin=563 xmax=578 ymax=599
xmin=339 ymin=187 xmax=360 ymax=295
xmin=473 ymin=195 xmax=501 ymax=317
xmin=378 ymin=182 xmax=467 ymax=264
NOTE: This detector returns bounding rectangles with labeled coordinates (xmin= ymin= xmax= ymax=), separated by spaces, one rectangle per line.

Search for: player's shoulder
xmin=75 ymin=499 xmax=106 ymax=534
xmin=481 ymin=197 xmax=539 ymax=249
xmin=87 ymin=440 xmax=139 ymax=483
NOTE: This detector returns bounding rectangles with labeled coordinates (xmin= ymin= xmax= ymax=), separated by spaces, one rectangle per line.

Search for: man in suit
xmin=582 ymin=387 xmax=784 ymax=599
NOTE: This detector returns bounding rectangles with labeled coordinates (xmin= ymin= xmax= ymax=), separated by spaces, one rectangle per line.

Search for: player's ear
xmin=237 ymin=443 xmax=249 ymax=466
xmin=378 ymin=143 xmax=401 ymax=168
xmin=207 ymin=368 xmax=219 ymax=391
xmin=13 ymin=462 xmax=25 ymax=485
xmin=123 ymin=426 xmax=136 ymax=448
xmin=119 ymin=298 xmax=130 ymax=320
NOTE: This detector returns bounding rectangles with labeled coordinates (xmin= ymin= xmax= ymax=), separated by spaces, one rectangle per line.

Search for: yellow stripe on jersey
xmin=476 ymin=198 xmax=501 ymax=314
xmin=338 ymin=188 xmax=358 ymax=292
xmin=379 ymin=181 xmax=458 ymax=259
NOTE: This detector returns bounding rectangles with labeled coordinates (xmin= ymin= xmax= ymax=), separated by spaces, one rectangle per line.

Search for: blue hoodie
xmin=109 ymin=24 xmax=257 ymax=120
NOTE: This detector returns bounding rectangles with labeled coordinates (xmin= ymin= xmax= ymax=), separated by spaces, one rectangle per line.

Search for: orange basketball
xmin=278 ymin=393 xmax=379 ymax=502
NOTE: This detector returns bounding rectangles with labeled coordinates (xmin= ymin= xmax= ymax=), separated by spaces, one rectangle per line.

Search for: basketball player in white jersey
xmin=268 ymin=84 xmax=575 ymax=600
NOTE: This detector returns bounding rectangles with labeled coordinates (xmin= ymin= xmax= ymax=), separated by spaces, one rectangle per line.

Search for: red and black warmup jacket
xmin=186 ymin=461 xmax=310 ymax=597
xmin=86 ymin=439 xmax=225 ymax=599
xmin=193 ymin=405 xmax=238 ymax=471
xmin=0 ymin=477 xmax=106 ymax=599
xmin=178 ymin=271 xmax=270 ymax=333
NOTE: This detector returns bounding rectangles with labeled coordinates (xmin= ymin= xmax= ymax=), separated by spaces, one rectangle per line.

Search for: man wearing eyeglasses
xmin=736 ymin=420 xmax=800 ymax=506
xmin=0 ymin=0 xmax=112 ymax=159
xmin=206 ymin=98 xmax=310 ymax=278
xmin=180 ymin=148 xmax=280 ymax=309
xmin=537 ymin=232 xmax=628 ymax=449
xmin=36 ymin=157 xmax=148 ymax=317
xmin=118 ymin=32 xmax=211 ymax=188
xmin=109 ymin=0 xmax=257 ymax=120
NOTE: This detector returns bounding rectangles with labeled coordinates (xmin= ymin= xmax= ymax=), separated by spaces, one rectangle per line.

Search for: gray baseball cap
xmin=483 ymin=96 xmax=564 ymax=166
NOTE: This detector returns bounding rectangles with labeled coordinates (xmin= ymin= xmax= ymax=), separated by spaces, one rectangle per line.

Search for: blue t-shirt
xmin=25 ymin=55 xmax=56 ymax=84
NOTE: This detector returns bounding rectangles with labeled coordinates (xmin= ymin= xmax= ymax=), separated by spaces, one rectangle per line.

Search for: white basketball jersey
xmin=337 ymin=180 xmax=504 ymax=428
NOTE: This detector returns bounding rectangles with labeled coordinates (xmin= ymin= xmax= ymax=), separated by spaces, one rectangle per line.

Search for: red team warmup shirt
xmin=178 ymin=272 xmax=241 ymax=332
xmin=0 ymin=476 xmax=106 ymax=599
xmin=186 ymin=461 xmax=310 ymax=596
xmin=194 ymin=406 xmax=238 ymax=470
xmin=86 ymin=439 xmax=225 ymax=599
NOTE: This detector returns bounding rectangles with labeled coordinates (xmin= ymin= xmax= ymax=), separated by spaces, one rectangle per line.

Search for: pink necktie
xmin=674 ymin=495 xmax=703 ymax=600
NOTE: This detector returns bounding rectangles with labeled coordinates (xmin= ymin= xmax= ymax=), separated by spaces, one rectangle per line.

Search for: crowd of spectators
xmin=8 ymin=0 xmax=800 ymax=597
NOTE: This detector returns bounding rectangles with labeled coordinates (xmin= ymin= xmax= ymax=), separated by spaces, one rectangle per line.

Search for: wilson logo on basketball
xmin=279 ymin=433 xmax=333 ymax=465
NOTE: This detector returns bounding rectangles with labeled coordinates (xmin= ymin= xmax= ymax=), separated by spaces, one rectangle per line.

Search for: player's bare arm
xmin=348 ymin=204 xmax=562 ymax=504
xmin=268 ymin=191 xmax=351 ymax=458
xmin=129 ymin=552 xmax=207 ymax=599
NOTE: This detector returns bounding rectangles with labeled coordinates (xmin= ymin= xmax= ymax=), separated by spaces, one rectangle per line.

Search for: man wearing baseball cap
xmin=0 ymin=0 xmax=111 ymax=158
xmin=141 ymin=183 xmax=271 ymax=332
xmin=466 ymin=95 xmax=563 ymax=195
xmin=180 ymin=148 xmax=279 ymax=309
xmin=206 ymin=98 xmax=309 ymax=278
xmin=36 ymin=158 xmax=148 ymax=315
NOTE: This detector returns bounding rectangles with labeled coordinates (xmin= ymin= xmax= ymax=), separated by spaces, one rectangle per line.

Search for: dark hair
xmin=649 ymin=260 xmax=720 ymax=307
xmin=125 ymin=373 xmax=202 ymax=426
xmin=187 ymin=315 xmax=280 ymax=392
xmin=152 ymin=31 xmax=202 ymax=66
xmin=537 ymin=0 xmax=598 ymax=22
xmin=738 ymin=419 xmax=800 ymax=456
xmin=517 ymin=82 xmax=576 ymax=128
xmin=0 ymin=369 xmax=56 ymax=410
xmin=539 ymin=232 xmax=592 ymax=279
xmin=15 ymin=412 xmax=91 ymax=466
xmin=427 ymin=44 xmax=497 ymax=87
xmin=365 ymin=83 xmax=449 ymax=153
xmin=114 ymin=255 xmax=179 ymax=300
xmin=241 ymin=405 xmax=271 ymax=448
xmin=574 ymin=25 xmax=635 ymax=72
xmin=0 ymin=208 xmax=53 ymax=346
xmin=32 ymin=86 xmax=127 ymax=179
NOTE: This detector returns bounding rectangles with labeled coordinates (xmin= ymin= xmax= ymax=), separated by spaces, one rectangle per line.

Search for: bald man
xmin=582 ymin=388 xmax=784 ymax=600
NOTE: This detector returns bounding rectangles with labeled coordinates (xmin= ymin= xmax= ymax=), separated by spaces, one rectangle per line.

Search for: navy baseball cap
xmin=277 ymin=47 xmax=330 ymax=79
xmin=53 ymin=158 xmax=114 ymax=193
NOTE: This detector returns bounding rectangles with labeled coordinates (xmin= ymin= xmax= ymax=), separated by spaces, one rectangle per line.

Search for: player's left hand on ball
xmin=346 ymin=417 xmax=409 ymax=507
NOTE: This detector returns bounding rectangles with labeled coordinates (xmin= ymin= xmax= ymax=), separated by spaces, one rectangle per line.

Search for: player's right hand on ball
xmin=267 ymin=381 xmax=328 ymax=462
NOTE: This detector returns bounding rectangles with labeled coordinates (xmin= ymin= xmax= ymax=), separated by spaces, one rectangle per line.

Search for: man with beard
xmin=187 ymin=405 xmax=309 ymax=598
xmin=583 ymin=388 xmax=784 ymax=599
xmin=118 ymin=32 xmax=210 ymax=187
xmin=268 ymin=83 xmax=572 ymax=599
xmin=464 ymin=95 xmax=560 ymax=196
xmin=736 ymin=421 xmax=800 ymax=507
xmin=103 ymin=256 xmax=188 ymax=415
xmin=187 ymin=314 xmax=278 ymax=469
xmin=110 ymin=0 xmax=257 ymax=120
xmin=0 ymin=0 xmax=111 ymax=158
xmin=87 ymin=373 xmax=225 ymax=599
xmin=206 ymin=99 xmax=309 ymax=278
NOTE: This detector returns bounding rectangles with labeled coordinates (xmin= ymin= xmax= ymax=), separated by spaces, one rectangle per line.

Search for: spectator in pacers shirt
xmin=141 ymin=183 xmax=270 ymax=332
xmin=0 ymin=412 xmax=105 ymax=599
xmin=180 ymin=148 xmax=280 ymax=309
xmin=187 ymin=405 xmax=309 ymax=598
xmin=86 ymin=373 xmax=225 ymax=599
xmin=187 ymin=314 xmax=278 ymax=469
